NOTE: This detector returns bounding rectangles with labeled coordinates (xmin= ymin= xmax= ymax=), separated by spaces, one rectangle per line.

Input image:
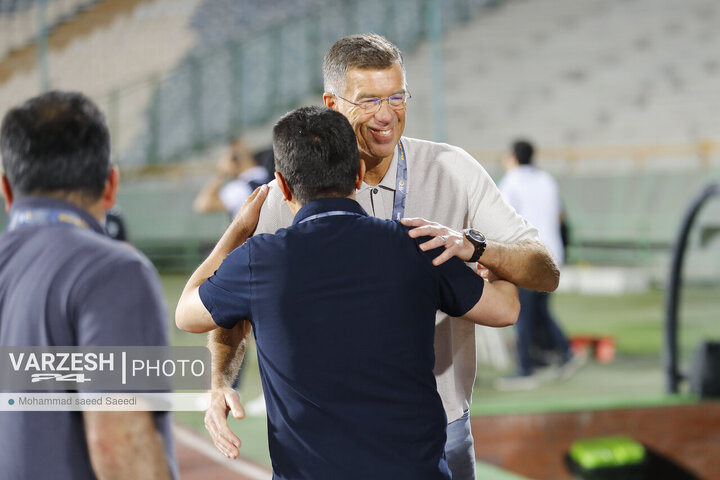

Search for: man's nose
xmin=374 ymin=99 xmax=395 ymax=122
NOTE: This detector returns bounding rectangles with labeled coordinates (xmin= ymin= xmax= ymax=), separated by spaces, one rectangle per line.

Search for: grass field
xmin=161 ymin=272 xmax=719 ymax=469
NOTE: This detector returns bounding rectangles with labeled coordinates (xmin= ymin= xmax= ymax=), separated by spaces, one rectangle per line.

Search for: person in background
xmin=194 ymin=137 xmax=273 ymax=217
xmin=497 ymin=139 xmax=582 ymax=390
xmin=0 ymin=91 xmax=177 ymax=479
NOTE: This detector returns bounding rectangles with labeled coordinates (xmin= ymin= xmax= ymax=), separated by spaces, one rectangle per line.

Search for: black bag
xmin=688 ymin=340 xmax=720 ymax=397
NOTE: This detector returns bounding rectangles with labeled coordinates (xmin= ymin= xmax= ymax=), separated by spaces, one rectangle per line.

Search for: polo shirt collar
xmin=9 ymin=196 xmax=106 ymax=234
xmin=292 ymin=197 xmax=368 ymax=226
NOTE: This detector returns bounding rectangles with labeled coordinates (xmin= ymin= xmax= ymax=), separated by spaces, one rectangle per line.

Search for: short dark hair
xmin=272 ymin=106 xmax=359 ymax=205
xmin=512 ymin=139 xmax=534 ymax=165
xmin=0 ymin=90 xmax=111 ymax=201
xmin=323 ymin=33 xmax=405 ymax=94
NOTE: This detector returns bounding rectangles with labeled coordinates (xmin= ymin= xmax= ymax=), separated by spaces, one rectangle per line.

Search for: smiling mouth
xmin=370 ymin=127 xmax=393 ymax=138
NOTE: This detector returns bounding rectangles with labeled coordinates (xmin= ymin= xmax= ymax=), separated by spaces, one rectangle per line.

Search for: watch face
xmin=467 ymin=229 xmax=485 ymax=243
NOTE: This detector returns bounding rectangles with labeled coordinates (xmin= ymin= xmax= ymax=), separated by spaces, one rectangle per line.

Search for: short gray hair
xmin=322 ymin=33 xmax=405 ymax=95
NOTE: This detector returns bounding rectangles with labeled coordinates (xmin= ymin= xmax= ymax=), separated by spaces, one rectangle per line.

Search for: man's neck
xmin=362 ymin=154 xmax=393 ymax=186
xmin=29 ymin=191 xmax=106 ymax=224
xmin=287 ymin=192 xmax=357 ymax=215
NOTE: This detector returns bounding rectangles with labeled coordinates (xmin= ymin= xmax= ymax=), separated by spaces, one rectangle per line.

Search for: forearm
xmin=209 ymin=321 xmax=252 ymax=388
xmin=401 ymin=218 xmax=559 ymax=291
xmin=485 ymin=279 xmax=521 ymax=325
xmin=481 ymin=239 xmax=560 ymax=292
xmin=84 ymin=411 xmax=171 ymax=480
xmin=461 ymin=278 xmax=520 ymax=327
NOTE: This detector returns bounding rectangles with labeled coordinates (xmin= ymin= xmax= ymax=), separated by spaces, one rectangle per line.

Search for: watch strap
xmin=469 ymin=243 xmax=485 ymax=263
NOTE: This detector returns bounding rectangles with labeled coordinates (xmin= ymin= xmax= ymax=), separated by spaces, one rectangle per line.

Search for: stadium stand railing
xmin=0 ymin=0 xmax=101 ymax=59
xmin=88 ymin=0 xmax=503 ymax=269
xmin=110 ymin=0 xmax=501 ymax=167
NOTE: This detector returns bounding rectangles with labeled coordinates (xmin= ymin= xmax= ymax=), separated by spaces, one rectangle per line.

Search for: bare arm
xmin=84 ymin=411 xmax=170 ymax=479
xmin=204 ymin=322 xmax=252 ymax=459
xmin=176 ymin=185 xmax=268 ymax=333
xmin=401 ymin=217 xmax=560 ymax=292
xmin=460 ymin=277 xmax=520 ymax=327
xmin=480 ymin=238 xmax=560 ymax=292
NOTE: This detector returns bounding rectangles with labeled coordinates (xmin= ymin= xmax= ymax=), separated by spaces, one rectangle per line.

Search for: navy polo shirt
xmin=200 ymin=197 xmax=484 ymax=480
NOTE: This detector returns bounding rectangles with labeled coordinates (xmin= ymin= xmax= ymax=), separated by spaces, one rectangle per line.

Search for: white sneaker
xmin=558 ymin=353 xmax=587 ymax=380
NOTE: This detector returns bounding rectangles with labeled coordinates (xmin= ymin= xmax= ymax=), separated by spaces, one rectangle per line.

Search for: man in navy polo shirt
xmin=176 ymin=106 xmax=519 ymax=479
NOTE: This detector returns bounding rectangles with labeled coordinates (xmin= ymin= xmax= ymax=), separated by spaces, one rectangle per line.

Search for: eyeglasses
xmin=333 ymin=91 xmax=411 ymax=113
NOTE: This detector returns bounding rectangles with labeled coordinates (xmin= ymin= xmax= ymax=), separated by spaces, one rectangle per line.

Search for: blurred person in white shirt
xmin=497 ymin=139 xmax=580 ymax=390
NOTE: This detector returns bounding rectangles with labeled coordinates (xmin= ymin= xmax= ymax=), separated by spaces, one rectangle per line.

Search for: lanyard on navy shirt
xmin=392 ymin=140 xmax=408 ymax=221
xmin=298 ymin=211 xmax=364 ymax=224
xmin=7 ymin=208 xmax=90 ymax=232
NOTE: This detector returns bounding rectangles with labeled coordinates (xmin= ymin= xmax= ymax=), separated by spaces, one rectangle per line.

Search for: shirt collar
xmin=292 ymin=197 xmax=368 ymax=225
xmin=9 ymin=196 xmax=106 ymax=234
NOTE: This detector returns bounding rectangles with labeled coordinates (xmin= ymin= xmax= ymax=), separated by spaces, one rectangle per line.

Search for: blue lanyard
xmin=7 ymin=208 xmax=90 ymax=232
xmin=298 ymin=211 xmax=364 ymax=224
xmin=392 ymin=140 xmax=408 ymax=221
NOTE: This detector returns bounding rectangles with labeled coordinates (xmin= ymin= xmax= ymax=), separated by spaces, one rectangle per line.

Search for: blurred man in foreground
xmin=0 ymin=91 xmax=176 ymax=479
xmin=177 ymin=106 xmax=519 ymax=479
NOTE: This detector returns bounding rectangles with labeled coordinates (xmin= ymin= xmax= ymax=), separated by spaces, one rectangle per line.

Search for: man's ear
xmin=1 ymin=174 xmax=13 ymax=213
xmin=323 ymin=93 xmax=338 ymax=110
xmin=274 ymin=171 xmax=293 ymax=202
xmin=100 ymin=166 xmax=119 ymax=211
xmin=355 ymin=159 xmax=366 ymax=190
